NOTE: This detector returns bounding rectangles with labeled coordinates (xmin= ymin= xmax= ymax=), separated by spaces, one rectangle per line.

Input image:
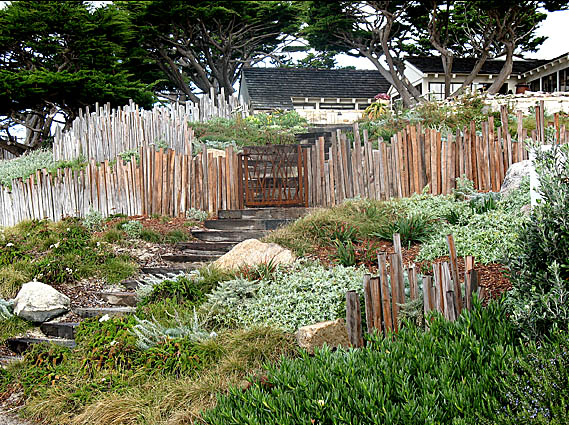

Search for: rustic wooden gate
xmin=238 ymin=145 xmax=308 ymax=208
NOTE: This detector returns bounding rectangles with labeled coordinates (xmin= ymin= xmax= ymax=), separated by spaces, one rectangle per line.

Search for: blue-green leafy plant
xmin=203 ymin=261 xmax=365 ymax=331
xmin=186 ymin=208 xmax=208 ymax=222
xmin=82 ymin=209 xmax=104 ymax=232
xmin=121 ymin=220 xmax=143 ymax=239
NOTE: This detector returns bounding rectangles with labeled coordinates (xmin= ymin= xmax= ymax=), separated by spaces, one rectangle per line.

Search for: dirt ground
xmin=0 ymin=409 xmax=33 ymax=425
xmin=312 ymin=240 xmax=511 ymax=300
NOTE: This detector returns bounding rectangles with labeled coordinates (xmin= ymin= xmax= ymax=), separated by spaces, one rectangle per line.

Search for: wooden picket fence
xmin=304 ymin=104 xmax=569 ymax=206
xmin=1 ymin=104 xmax=567 ymax=227
xmin=52 ymin=89 xmax=248 ymax=162
xmin=346 ymin=234 xmax=482 ymax=347
xmin=0 ymin=144 xmax=244 ymax=227
xmin=0 ymin=149 xmax=16 ymax=161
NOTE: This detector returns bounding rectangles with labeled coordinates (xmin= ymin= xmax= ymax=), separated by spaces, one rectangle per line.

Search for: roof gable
xmin=241 ymin=68 xmax=391 ymax=110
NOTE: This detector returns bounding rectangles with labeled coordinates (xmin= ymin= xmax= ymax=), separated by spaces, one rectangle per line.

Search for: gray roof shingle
xmin=241 ymin=68 xmax=391 ymax=110
xmin=406 ymin=56 xmax=551 ymax=75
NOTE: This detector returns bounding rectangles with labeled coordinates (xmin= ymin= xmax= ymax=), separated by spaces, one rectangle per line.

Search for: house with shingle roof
xmin=239 ymin=67 xmax=391 ymax=124
xmin=240 ymin=52 xmax=569 ymax=121
xmin=394 ymin=54 xmax=569 ymax=100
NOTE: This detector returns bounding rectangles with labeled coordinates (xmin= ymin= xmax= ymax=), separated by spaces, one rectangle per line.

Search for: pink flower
xmin=375 ymin=93 xmax=390 ymax=100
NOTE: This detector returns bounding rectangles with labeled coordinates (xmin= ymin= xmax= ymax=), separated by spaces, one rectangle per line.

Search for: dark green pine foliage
xmin=120 ymin=1 xmax=302 ymax=102
xmin=0 ymin=1 xmax=154 ymax=151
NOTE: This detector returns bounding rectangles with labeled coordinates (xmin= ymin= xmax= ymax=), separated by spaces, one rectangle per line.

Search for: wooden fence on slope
xmin=0 ymin=149 xmax=16 ymax=161
xmin=52 ymin=89 xmax=247 ymax=162
xmin=346 ymin=234 xmax=482 ymax=347
xmin=1 ymin=106 xmax=567 ymax=227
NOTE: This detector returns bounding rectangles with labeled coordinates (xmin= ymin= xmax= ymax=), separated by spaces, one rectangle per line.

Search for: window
xmin=293 ymin=103 xmax=316 ymax=109
xmin=529 ymin=79 xmax=540 ymax=92
xmin=560 ymin=68 xmax=569 ymax=92
xmin=478 ymin=83 xmax=508 ymax=94
xmin=319 ymin=103 xmax=355 ymax=110
xmin=542 ymin=72 xmax=557 ymax=92
xmin=428 ymin=82 xmax=468 ymax=100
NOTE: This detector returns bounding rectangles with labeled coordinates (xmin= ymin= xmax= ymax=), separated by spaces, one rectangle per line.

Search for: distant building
xmin=393 ymin=53 xmax=569 ymax=100
xmin=239 ymin=67 xmax=390 ymax=124
xmin=239 ymin=52 xmax=569 ymax=123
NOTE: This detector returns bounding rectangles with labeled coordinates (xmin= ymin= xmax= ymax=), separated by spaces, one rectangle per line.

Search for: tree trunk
xmin=487 ymin=42 xmax=514 ymax=94
xmin=443 ymin=55 xmax=453 ymax=98
xmin=449 ymin=50 xmax=491 ymax=98
xmin=0 ymin=138 xmax=29 ymax=156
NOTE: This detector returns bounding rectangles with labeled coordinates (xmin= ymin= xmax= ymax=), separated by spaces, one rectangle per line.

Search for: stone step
xmin=121 ymin=279 xmax=142 ymax=291
xmin=218 ymin=207 xmax=310 ymax=220
xmin=162 ymin=252 xmax=222 ymax=263
xmin=191 ymin=229 xmax=267 ymax=243
xmin=6 ymin=337 xmax=76 ymax=355
xmin=204 ymin=218 xmax=292 ymax=231
xmin=140 ymin=267 xmax=192 ymax=275
xmin=0 ymin=355 xmax=23 ymax=366
xmin=40 ymin=322 xmax=79 ymax=340
xmin=98 ymin=291 xmax=138 ymax=307
xmin=73 ymin=307 xmax=135 ymax=319
xmin=175 ymin=241 xmax=235 ymax=252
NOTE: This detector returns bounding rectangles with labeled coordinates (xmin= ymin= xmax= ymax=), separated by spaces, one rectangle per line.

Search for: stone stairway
xmin=3 ymin=207 xmax=312 ymax=357
xmin=4 ymin=268 xmax=184 ymax=356
xmin=189 ymin=206 xmax=309 ymax=248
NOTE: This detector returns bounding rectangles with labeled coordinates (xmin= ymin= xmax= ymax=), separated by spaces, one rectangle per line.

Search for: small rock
xmin=500 ymin=160 xmax=531 ymax=197
xmin=213 ymin=239 xmax=295 ymax=270
xmin=13 ymin=281 xmax=70 ymax=323
xmin=296 ymin=318 xmax=350 ymax=353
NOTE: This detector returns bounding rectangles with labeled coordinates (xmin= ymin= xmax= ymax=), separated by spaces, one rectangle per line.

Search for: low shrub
xmin=494 ymin=330 xmax=569 ymax=424
xmin=416 ymin=207 xmax=527 ymax=264
xmin=0 ymin=150 xmax=87 ymax=190
xmin=506 ymin=143 xmax=569 ymax=339
xmin=416 ymin=183 xmax=530 ymax=264
xmin=203 ymin=300 xmax=516 ymax=424
xmin=203 ymin=261 xmax=365 ymax=331
xmin=121 ymin=220 xmax=143 ymax=239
